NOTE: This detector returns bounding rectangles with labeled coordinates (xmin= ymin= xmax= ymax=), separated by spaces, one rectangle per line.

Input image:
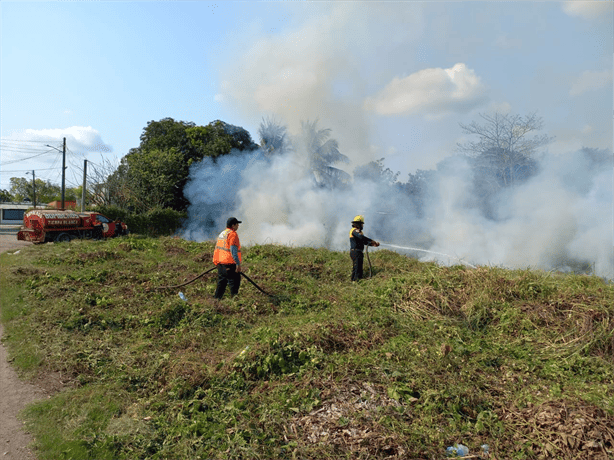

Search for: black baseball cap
xmin=226 ymin=217 xmax=242 ymax=227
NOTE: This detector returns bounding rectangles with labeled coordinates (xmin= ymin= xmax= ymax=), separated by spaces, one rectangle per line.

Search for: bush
xmin=91 ymin=204 xmax=130 ymax=223
xmin=142 ymin=207 xmax=187 ymax=236
xmin=91 ymin=205 xmax=186 ymax=237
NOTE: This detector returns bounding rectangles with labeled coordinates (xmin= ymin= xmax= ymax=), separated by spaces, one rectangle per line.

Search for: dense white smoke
xmin=181 ymin=139 xmax=613 ymax=281
xmin=181 ymin=140 xmax=418 ymax=250
xmin=421 ymin=151 xmax=613 ymax=279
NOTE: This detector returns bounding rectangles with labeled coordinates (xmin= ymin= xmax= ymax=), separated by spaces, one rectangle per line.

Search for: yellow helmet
xmin=352 ymin=215 xmax=365 ymax=224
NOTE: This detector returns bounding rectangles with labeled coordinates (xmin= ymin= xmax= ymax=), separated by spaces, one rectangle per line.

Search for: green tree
xmin=354 ymin=158 xmax=399 ymax=185
xmin=0 ymin=189 xmax=12 ymax=202
xmin=402 ymin=169 xmax=436 ymax=218
xmin=9 ymin=177 xmax=61 ymax=204
xmin=108 ymin=118 xmax=258 ymax=212
xmin=124 ymin=148 xmax=186 ymax=212
xmin=259 ymin=116 xmax=290 ymax=156
xmin=136 ymin=118 xmax=196 ymax=155
xmin=185 ymin=122 xmax=236 ymax=161
xmin=300 ymin=119 xmax=350 ymax=188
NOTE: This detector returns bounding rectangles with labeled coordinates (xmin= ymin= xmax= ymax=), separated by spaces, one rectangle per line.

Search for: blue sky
xmin=1 ymin=0 xmax=612 ymax=191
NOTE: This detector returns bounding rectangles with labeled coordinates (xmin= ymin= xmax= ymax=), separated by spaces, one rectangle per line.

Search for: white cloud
xmin=364 ymin=63 xmax=488 ymax=119
xmin=563 ymin=1 xmax=613 ymax=20
xmin=13 ymin=126 xmax=112 ymax=153
xmin=569 ymin=69 xmax=612 ymax=96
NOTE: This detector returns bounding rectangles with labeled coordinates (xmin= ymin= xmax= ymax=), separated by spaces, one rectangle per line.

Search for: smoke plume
xmin=181 ymin=2 xmax=612 ymax=280
xmin=181 ymin=135 xmax=613 ymax=281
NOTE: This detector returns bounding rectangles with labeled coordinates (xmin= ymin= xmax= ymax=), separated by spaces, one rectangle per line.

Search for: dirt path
xmin=0 ymin=233 xmax=44 ymax=460
xmin=0 ymin=323 xmax=46 ymax=460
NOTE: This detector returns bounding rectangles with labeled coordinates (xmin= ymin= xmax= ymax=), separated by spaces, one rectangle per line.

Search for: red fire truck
xmin=17 ymin=210 xmax=129 ymax=244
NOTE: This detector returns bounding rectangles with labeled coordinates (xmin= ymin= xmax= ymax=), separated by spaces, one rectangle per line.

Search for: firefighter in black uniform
xmin=349 ymin=215 xmax=379 ymax=281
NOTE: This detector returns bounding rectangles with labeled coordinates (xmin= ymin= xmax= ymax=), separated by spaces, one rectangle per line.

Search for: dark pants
xmin=350 ymin=249 xmax=364 ymax=281
xmin=214 ymin=264 xmax=241 ymax=299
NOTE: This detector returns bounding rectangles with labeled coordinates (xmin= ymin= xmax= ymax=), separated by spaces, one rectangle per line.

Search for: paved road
xmin=0 ymin=232 xmax=32 ymax=254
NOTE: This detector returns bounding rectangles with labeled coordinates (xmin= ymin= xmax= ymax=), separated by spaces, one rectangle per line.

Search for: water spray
xmin=379 ymin=243 xmax=477 ymax=269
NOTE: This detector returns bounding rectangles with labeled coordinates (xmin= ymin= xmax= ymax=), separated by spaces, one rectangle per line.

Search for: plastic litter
xmin=481 ymin=444 xmax=489 ymax=455
xmin=178 ymin=292 xmax=187 ymax=302
xmin=445 ymin=444 xmax=469 ymax=457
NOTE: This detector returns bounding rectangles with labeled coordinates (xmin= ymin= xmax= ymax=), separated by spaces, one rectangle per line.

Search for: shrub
xmin=91 ymin=205 xmax=186 ymax=236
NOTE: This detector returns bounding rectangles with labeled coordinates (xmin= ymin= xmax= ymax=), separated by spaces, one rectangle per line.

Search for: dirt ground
xmin=0 ymin=233 xmax=44 ymax=460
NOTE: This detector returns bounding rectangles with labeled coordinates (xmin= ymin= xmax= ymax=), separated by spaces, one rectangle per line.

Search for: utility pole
xmin=81 ymin=159 xmax=87 ymax=212
xmin=61 ymin=137 xmax=66 ymax=210
xmin=27 ymin=170 xmax=36 ymax=207
xmin=32 ymin=170 xmax=36 ymax=208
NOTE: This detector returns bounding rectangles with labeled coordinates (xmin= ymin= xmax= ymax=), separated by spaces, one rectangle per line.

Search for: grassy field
xmin=1 ymin=235 xmax=613 ymax=459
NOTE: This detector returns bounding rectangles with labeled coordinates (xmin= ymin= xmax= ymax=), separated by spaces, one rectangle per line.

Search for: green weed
xmin=1 ymin=237 xmax=613 ymax=459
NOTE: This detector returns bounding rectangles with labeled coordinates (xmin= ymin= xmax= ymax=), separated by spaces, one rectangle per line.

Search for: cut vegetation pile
xmin=1 ymin=235 xmax=612 ymax=459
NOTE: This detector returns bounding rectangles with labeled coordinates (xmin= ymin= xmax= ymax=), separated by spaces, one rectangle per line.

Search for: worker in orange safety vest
xmin=213 ymin=217 xmax=242 ymax=299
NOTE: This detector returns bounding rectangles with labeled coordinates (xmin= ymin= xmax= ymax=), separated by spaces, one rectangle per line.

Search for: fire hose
xmin=153 ymin=266 xmax=273 ymax=297
xmin=153 ymin=266 xmax=217 ymax=290
xmin=366 ymin=245 xmax=373 ymax=278
xmin=240 ymin=272 xmax=272 ymax=296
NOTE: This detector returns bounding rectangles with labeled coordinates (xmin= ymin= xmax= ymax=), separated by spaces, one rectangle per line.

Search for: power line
xmin=66 ymin=147 xmax=87 ymax=160
xmin=0 ymin=138 xmax=57 ymax=143
xmin=1 ymin=147 xmax=58 ymax=164
xmin=2 ymin=139 xmax=113 ymax=193
xmin=1 ymin=140 xmax=53 ymax=145
xmin=0 ymin=145 xmax=52 ymax=154
xmin=0 ymin=167 xmax=58 ymax=173
xmin=0 ymin=139 xmax=61 ymax=156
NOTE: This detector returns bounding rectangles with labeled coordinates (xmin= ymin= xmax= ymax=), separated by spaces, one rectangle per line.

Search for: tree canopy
xmin=9 ymin=177 xmax=66 ymax=204
xmin=259 ymin=116 xmax=290 ymax=156
xmin=354 ymin=158 xmax=399 ymax=185
xmin=0 ymin=189 xmax=12 ymax=202
xmin=457 ymin=112 xmax=552 ymax=160
xmin=454 ymin=112 xmax=551 ymax=217
xmin=107 ymin=118 xmax=258 ymax=212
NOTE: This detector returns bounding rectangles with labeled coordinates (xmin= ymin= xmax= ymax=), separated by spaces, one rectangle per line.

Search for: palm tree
xmin=258 ymin=116 xmax=290 ymax=156
xmin=300 ymin=119 xmax=350 ymax=188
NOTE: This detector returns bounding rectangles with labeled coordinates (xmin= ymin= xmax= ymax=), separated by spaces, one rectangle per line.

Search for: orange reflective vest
xmin=213 ymin=228 xmax=242 ymax=265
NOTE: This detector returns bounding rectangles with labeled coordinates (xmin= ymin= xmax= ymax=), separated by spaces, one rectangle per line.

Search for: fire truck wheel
xmin=56 ymin=233 xmax=72 ymax=243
